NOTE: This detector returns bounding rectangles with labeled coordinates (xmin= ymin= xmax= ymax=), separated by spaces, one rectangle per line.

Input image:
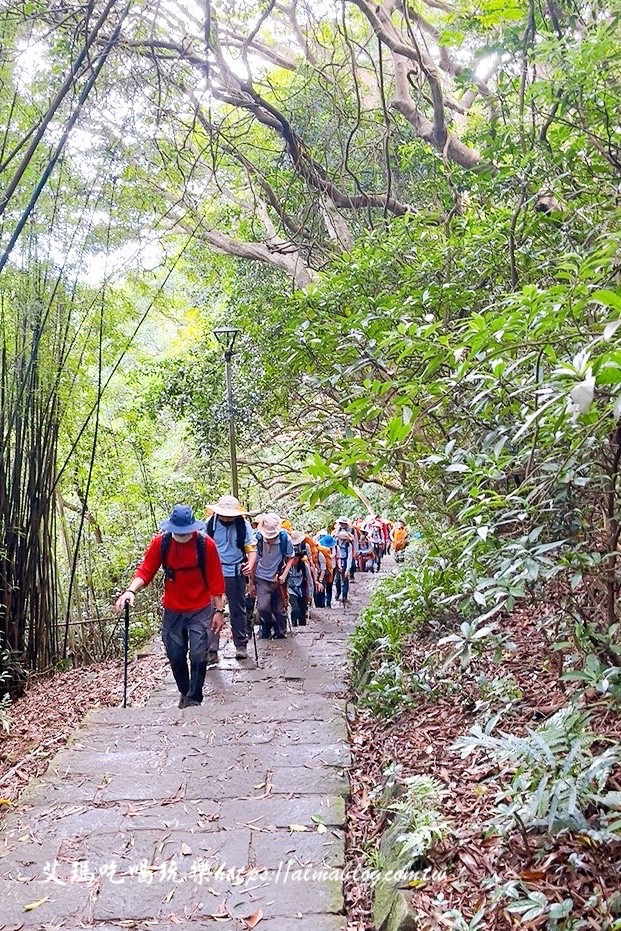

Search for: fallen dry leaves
xmin=0 ymin=651 xmax=168 ymax=813
xmin=245 ymin=908 xmax=264 ymax=928
xmin=22 ymin=895 xmax=50 ymax=912
xmin=345 ymin=599 xmax=621 ymax=930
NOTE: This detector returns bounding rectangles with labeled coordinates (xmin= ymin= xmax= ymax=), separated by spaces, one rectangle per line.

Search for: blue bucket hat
xmin=319 ymin=534 xmax=336 ymax=548
xmin=160 ymin=504 xmax=205 ymax=534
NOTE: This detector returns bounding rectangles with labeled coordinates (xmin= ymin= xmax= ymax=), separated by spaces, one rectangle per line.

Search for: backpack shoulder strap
xmin=279 ymin=530 xmax=289 ymax=559
xmin=256 ymin=532 xmax=263 ymax=557
xmin=205 ymin=515 xmax=216 ymax=538
xmin=196 ymin=532 xmax=207 ymax=585
xmin=235 ymin=516 xmax=247 ymax=555
xmin=160 ymin=532 xmax=172 ymax=567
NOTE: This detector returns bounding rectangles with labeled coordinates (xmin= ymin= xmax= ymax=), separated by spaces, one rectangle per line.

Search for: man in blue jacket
xmin=205 ymin=495 xmax=257 ymax=659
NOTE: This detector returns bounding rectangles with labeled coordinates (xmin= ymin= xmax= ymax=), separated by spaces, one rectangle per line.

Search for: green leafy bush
xmin=562 ymin=653 xmax=621 ymax=699
xmin=360 ymin=660 xmax=413 ymax=716
xmin=438 ymin=620 xmax=509 ymax=671
xmin=350 ymin=550 xmax=464 ymax=698
xmin=476 ymin=674 xmax=523 ymax=707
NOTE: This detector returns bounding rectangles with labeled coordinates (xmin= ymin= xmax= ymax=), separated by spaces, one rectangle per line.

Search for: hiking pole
xmin=251 ymin=617 xmax=259 ymax=665
xmin=279 ymin=582 xmax=294 ymax=636
xmin=123 ymin=600 xmax=130 ymax=708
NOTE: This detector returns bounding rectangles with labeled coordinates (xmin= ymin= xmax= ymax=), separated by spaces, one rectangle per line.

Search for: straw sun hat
xmin=256 ymin=512 xmax=283 ymax=540
xmin=206 ymin=495 xmax=246 ymax=517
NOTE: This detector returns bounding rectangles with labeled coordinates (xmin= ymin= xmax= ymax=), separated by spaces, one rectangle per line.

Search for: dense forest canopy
xmin=0 ymin=0 xmax=619 ymax=702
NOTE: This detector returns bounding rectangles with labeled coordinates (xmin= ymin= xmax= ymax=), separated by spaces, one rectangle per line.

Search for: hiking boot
xmin=235 ymin=646 xmax=248 ymax=659
xmin=184 ymin=698 xmax=201 ymax=707
xmin=178 ymin=695 xmax=187 ymax=709
xmin=207 ymin=651 xmax=219 ymax=666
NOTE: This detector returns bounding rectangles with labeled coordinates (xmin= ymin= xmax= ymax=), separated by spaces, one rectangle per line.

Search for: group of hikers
xmin=114 ymin=497 xmax=409 ymax=709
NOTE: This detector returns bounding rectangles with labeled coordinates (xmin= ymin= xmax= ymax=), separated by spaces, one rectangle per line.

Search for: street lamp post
xmin=214 ymin=326 xmax=240 ymax=498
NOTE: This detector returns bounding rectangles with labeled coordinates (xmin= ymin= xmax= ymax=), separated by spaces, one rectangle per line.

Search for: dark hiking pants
xmin=245 ymin=591 xmax=257 ymax=636
xmin=256 ymin=578 xmax=288 ymax=637
xmin=224 ymin=573 xmax=248 ymax=649
xmin=335 ymin=571 xmax=349 ymax=602
xmin=290 ymin=592 xmax=307 ymax=626
xmin=161 ymin=607 xmax=214 ymax=703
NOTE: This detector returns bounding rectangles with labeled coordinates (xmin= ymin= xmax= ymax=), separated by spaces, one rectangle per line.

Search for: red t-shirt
xmin=134 ymin=533 xmax=225 ymax=612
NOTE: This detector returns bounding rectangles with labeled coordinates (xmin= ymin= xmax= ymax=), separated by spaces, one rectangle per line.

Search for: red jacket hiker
xmin=134 ymin=531 xmax=225 ymax=612
xmin=115 ymin=504 xmax=226 ymax=709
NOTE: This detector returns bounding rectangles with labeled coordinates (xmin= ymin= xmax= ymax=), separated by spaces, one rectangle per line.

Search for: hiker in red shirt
xmin=115 ymin=504 xmax=225 ymax=708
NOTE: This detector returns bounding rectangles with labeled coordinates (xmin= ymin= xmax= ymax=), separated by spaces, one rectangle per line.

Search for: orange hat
xmin=281 ymin=518 xmax=293 ymax=531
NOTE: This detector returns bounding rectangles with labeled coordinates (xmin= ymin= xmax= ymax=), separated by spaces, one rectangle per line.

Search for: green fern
xmin=0 ymin=694 xmax=10 ymax=734
xmin=380 ymin=774 xmax=450 ymax=865
xmin=453 ymin=708 xmax=621 ymax=836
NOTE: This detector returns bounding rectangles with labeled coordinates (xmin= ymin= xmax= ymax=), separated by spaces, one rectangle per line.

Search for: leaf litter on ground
xmin=346 ymin=598 xmax=621 ymax=930
xmin=0 ymin=651 xmax=169 ymax=815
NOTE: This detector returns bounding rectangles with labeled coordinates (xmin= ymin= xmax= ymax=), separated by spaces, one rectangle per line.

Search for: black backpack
xmin=206 ymin=514 xmax=247 ymax=558
xmin=160 ymin=532 xmax=207 ymax=584
xmin=292 ymin=542 xmax=308 ymax=595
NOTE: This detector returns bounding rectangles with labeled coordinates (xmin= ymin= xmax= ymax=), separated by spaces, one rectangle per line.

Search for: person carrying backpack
xmin=333 ymin=516 xmax=358 ymax=580
xmin=313 ymin=545 xmax=328 ymax=607
xmin=357 ymin=530 xmax=375 ymax=572
xmin=288 ymin=531 xmax=314 ymax=626
xmin=334 ymin=529 xmax=354 ymax=605
xmin=114 ymin=504 xmax=225 ymax=708
xmin=205 ymin=494 xmax=256 ymax=660
xmin=317 ymin=534 xmax=336 ymax=608
xmin=370 ymin=519 xmax=385 ymax=571
xmin=248 ymin=512 xmax=294 ymax=639
xmin=390 ymin=520 xmax=409 ymax=562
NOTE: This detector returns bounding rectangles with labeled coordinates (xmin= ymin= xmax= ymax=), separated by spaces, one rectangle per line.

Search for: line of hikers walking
xmin=114 ymin=498 xmax=409 ymax=708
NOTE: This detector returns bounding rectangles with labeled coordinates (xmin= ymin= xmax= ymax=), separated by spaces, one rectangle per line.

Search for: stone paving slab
xmin=4 ymin=801 xmax=130 ymax=840
xmin=1 ymin=874 xmax=96 ymax=925
xmin=0 ymin=569 xmax=383 ymax=928
xmin=115 ymin=762 xmax=348 ymax=799
xmin=89 ymin=866 xmax=345 ymax=922
xmin=245 ymin=920 xmax=347 ymax=931
xmin=51 ymin=747 xmax=168 ymax=775
xmin=19 ymin=772 xmax=101 ymax=804
xmin=87 ymin=696 xmax=341 ymax=727
xmin=218 ymin=793 xmax=345 ymax=829
xmin=63 ymin=826 xmax=253 ymax=870
xmin=253 ymin=827 xmax=345 ymax=867
xmin=47 ymin=743 xmax=350 ymax=795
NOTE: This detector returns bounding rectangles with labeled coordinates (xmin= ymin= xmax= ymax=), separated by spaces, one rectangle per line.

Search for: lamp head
xmin=214 ymin=326 xmax=240 ymax=356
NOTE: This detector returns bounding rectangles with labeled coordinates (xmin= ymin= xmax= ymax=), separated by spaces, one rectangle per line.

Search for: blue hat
xmin=319 ymin=534 xmax=336 ymax=548
xmin=160 ymin=504 xmax=205 ymax=534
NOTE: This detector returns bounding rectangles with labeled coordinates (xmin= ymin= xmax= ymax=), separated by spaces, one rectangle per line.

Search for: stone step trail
xmin=0 ymin=563 xmax=391 ymax=930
